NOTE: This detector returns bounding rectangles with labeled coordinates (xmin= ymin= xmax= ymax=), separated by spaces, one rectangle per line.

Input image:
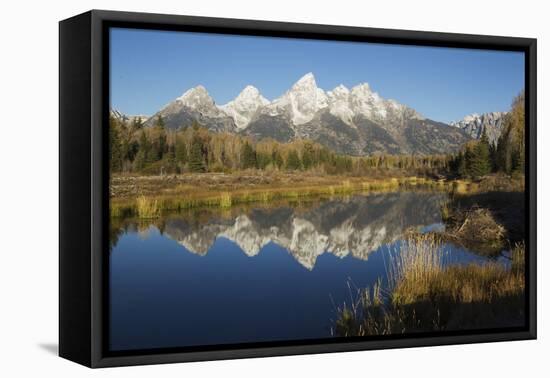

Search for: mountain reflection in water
xmin=114 ymin=192 xmax=447 ymax=269
xmin=109 ymin=192 xmax=490 ymax=351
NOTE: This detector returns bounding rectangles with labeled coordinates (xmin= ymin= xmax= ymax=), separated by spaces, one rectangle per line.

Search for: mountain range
xmin=114 ymin=73 xmax=508 ymax=155
xmin=110 ymin=109 xmax=149 ymax=124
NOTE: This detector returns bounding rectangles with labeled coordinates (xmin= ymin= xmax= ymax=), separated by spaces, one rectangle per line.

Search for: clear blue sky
xmin=110 ymin=27 xmax=524 ymax=123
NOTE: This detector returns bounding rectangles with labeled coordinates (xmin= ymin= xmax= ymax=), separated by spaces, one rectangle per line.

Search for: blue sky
xmin=110 ymin=28 xmax=524 ymax=123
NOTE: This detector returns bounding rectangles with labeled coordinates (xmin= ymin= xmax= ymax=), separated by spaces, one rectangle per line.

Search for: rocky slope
xmin=143 ymin=85 xmax=236 ymax=133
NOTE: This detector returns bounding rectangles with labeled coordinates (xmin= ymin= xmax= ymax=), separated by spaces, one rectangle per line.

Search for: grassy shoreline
xmin=110 ymin=173 xmax=458 ymax=218
xmin=110 ymin=172 xmax=524 ymax=219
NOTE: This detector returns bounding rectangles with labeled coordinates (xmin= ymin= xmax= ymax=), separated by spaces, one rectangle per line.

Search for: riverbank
xmin=110 ymin=172 xmax=451 ymax=218
xmin=110 ymin=172 xmax=524 ymax=219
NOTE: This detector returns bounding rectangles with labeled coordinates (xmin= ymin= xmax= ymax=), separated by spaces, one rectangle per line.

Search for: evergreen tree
xmin=149 ymin=116 xmax=167 ymax=161
xmin=457 ymin=151 xmax=467 ymax=177
xmin=474 ymin=130 xmax=492 ymax=175
xmin=465 ymin=132 xmax=491 ymax=178
xmin=175 ymin=136 xmax=188 ymax=166
xmin=131 ymin=117 xmax=143 ymax=132
xmin=318 ymin=148 xmax=330 ymax=165
xmin=286 ymin=150 xmax=302 ymax=170
xmin=188 ymin=135 xmax=206 ymax=172
xmin=156 ymin=115 xmax=165 ymax=129
xmin=489 ymin=142 xmax=498 ymax=172
xmin=134 ymin=131 xmax=151 ymax=171
xmin=256 ymin=152 xmax=271 ymax=169
xmin=165 ymin=145 xmax=177 ymax=173
xmin=302 ymin=142 xmax=315 ymax=170
xmin=109 ymin=117 xmax=123 ymax=172
xmin=272 ymin=149 xmax=284 ymax=169
xmin=241 ymin=142 xmax=257 ymax=169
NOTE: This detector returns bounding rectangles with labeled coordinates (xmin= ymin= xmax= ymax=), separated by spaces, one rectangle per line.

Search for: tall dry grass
xmin=136 ymin=195 xmax=160 ymax=218
xmin=387 ymin=234 xmax=443 ymax=304
xmin=219 ymin=192 xmax=232 ymax=208
xmin=335 ymin=234 xmax=526 ymax=336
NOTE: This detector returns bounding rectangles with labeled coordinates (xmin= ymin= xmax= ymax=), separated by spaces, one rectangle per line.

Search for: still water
xmin=109 ymin=191 xmax=499 ymax=351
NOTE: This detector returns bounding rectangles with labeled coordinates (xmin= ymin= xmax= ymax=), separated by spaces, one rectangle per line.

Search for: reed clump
xmin=387 ymin=234 xmax=443 ymax=303
xmin=342 ymin=180 xmax=353 ymax=191
xmin=136 ymin=195 xmax=161 ymax=218
xmin=219 ymin=192 xmax=232 ymax=208
xmin=334 ymin=234 xmax=525 ymax=336
xmin=439 ymin=200 xmax=451 ymax=221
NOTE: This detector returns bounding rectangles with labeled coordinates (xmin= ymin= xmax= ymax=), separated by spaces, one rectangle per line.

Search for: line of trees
xmin=109 ymin=116 xmax=451 ymax=177
xmin=110 ymin=91 xmax=524 ymax=179
xmin=449 ymin=92 xmax=525 ymax=178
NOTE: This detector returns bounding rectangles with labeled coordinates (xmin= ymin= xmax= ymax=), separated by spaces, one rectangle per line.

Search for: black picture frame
xmin=59 ymin=9 xmax=537 ymax=368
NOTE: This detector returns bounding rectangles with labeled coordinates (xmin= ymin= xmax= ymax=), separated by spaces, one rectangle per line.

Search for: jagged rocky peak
xmin=350 ymin=82 xmax=385 ymax=118
xmin=461 ymin=113 xmax=481 ymax=123
xmin=265 ymin=72 xmax=329 ymax=125
xmin=236 ymin=85 xmax=269 ymax=103
xmin=461 ymin=112 xmax=507 ymax=125
xmin=349 ymin=82 xmax=420 ymax=121
xmin=143 ymin=83 xmax=235 ymax=131
xmin=171 ymin=84 xmax=231 ymax=121
xmin=327 ymin=84 xmax=354 ymax=125
xmin=327 ymin=84 xmax=351 ymax=98
xmin=451 ymin=111 xmax=507 ymax=144
xmin=219 ymin=85 xmax=269 ymax=129
xmin=291 ymin=72 xmax=317 ymax=90
xmin=177 ymin=85 xmax=214 ymax=107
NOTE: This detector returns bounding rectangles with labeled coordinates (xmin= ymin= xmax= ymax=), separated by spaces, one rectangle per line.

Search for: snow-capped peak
xmin=292 ymin=72 xmax=317 ymax=90
xmin=174 ymin=85 xmax=226 ymax=118
xmin=265 ymin=72 xmax=329 ymax=125
xmin=461 ymin=113 xmax=481 ymax=123
xmin=350 ymin=83 xmax=390 ymax=119
xmin=177 ymin=85 xmax=210 ymax=103
xmin=327 ymin=84 xmax=354 ymax=126
xmin=330 ymin=84 xmax=350 ymax=96
xmin=240 ymin=85 xmax=268 ymax=100
xmin=177 ymin=85 xmax=213 ymax=108
xmin=351 ymin=82 xmax=372 ymax=93
xmin=219 ymin=85 xmax=269 ymax=129
xmin=232 ymin=85 xmax=269 ymax=107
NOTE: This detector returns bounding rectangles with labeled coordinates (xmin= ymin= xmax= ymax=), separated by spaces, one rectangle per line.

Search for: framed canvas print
xmin=59 ymin=10 xmax=536 ymax=368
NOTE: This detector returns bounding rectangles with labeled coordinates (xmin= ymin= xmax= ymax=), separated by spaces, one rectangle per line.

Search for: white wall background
xmin=0 ymin=0 xmax=546 ymax=376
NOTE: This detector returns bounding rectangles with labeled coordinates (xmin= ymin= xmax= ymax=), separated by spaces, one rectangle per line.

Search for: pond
xmin=109 ymin=191 xmax=505 ymax=351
